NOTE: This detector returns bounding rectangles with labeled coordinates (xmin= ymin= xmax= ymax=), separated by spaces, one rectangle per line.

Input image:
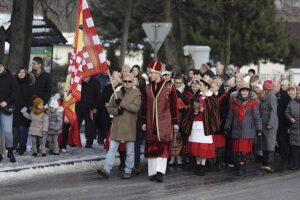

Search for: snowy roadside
xmin=0 ymin=160 xmax=104 ymax=184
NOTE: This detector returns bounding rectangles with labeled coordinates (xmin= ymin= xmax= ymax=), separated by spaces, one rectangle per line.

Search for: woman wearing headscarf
xmin=260 ymin=80 xmax=278 ymax=172
xmin=225 ymin=81 xmax=262 ymax=176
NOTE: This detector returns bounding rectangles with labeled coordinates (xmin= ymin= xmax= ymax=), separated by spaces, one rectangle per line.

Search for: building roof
xmin=2 ymin=14 xmax=67 ymax=47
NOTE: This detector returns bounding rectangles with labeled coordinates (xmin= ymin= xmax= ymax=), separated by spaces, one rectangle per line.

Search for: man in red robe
xmin=141 ymin=60 xmax=179 ymax=183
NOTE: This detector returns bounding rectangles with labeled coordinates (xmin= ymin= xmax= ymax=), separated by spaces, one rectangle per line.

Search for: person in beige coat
xmin=97 ymin=72 xmax=141 ymax=179
xmin=22 ymin=97 xmax=49 ymax=157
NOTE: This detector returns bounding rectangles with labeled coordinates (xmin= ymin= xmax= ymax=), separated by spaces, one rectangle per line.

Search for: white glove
xmin=173 ymin=125 xmax=179 ymax=133
xmin=142 ymin=124 xmax=147 ymax=131
xmin=20 ymin=107 xmax=28 ymax=113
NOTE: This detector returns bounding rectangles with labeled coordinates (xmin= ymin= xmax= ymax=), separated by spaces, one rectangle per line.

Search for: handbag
xmin=170 ymin=135 xmax=182 ymax=156
xmin=1 ymin=105 xmax=16 ymax=115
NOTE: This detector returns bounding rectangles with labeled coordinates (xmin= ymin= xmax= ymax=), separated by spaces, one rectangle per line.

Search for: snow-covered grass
xmin=0 ymin=160 xmax=103 ymax=184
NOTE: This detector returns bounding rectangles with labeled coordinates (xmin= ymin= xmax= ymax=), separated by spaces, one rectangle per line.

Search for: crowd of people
xmin=0 ymin=57 xmax=300 ymax=184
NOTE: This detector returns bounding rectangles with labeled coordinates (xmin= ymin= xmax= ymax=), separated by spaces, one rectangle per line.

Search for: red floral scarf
xmin=232 ymin=98 xmax=258 ymax=125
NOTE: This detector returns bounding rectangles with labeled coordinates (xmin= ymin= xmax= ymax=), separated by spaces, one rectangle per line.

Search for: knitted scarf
xmin=32 ymin=106 xmax=45 ymax=115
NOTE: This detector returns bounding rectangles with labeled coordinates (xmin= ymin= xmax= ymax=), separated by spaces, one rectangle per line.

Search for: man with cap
xmin=142 ymin=60 xmax=179 ymax=182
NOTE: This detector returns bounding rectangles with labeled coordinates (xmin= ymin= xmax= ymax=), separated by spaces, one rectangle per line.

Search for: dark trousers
xmin=263 ymin=151 xmax=275 ymax=165
xmin=291 ymin=145 xmax=300 ymax=168
xmin=134 ymin=139 xmax=142 ymax=168
xmin=77 ymin=111 xmax=96 ymax=146
xmin=277 ymin=131 xmax=290 ymax=161
xmin=17 ymin=126 xmax=28 ymax=146
xmin=60 ymin=123 xmax=70 ymax=149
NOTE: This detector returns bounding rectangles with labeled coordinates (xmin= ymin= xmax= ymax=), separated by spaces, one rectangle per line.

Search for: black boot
xmin=236 ymin=163 xmax=246 ymax=176
xmin=199 ymin=165 xmax=206 ymax=176
xmin=215 ymin=158 xmax=222 ymax=172
xmin=155 ymin=172 xmax=164 ymax=183
xmin=0 ymin=154 xmax=2 ymax=162
xmin=16 ymin=145 xmax=26 ymax=155
xmin=7 ymin=147 xmax=16 ymax=163
xmin=194 ymin=164 xmax=200 ymax=175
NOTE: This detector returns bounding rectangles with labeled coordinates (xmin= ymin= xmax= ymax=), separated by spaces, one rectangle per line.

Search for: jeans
xmin=0 ymin=111 xmax=13 ymax=148
xmin=17 ymin=126 xmax=28 ymax=146
xmin=104 ymin=140 xmax=135 ymax=173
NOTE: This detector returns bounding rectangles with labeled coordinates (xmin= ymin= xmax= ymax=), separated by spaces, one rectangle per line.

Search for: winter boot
xmin=194 ymin=164 xmax=200 ymax=175
xmin=155 ymin=172 xmax=164 ymax=183
xmin=0 ymin=154 xmax=2 ymax=162
xmin=16 ymin=145 xmax=26 ymax=155
xmin=199 ymin=165 xmax=206 ymax=176
xmin=7 ymin=147 xmax=16 ymax=163
xmin=236 ymin=163 xmax=246 ymax=176
xmin=215 ymin=158 xmax=222 ymax=172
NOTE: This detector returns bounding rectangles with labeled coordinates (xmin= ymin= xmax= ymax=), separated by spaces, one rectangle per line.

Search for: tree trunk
xmin=119 ymin=0 xmax=133 ymax=68
xmin=8 ymin=0 xmax=33 ymax=73
xmin=0 ymin=26 xmax=5 ymax=62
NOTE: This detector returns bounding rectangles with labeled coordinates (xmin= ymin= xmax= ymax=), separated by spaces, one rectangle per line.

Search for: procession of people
xmin=0 ymin=58 xmax=300 ymax=183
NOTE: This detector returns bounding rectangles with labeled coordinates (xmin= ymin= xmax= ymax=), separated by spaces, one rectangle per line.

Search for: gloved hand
xmin=117 ymin=107 xmax=124 ymax=115
xmin=115 ymin=98 xmax=122 ymax=106
xmin=20 ymin=107 xmax=28 ymax=113
xmin=256 ymin=130 xmax=262 ymax=136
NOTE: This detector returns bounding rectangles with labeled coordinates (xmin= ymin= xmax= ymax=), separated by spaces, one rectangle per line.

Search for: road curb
xmin=0 ymin=156 xmax=106 ymax=173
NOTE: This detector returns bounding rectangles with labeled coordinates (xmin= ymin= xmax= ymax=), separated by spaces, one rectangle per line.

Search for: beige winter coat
xmin=107 ymin=88 xmax=141 ymax=142
xmin=23 ymin=112 xmax=49 ymax=137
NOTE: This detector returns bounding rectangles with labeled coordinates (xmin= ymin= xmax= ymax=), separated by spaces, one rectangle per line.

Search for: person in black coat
xmin=0 ymin=64 xmax=19 ymax=162
xmin=13 ymin=67 xmax=34 ymax=155
xmin=276 ymin=88 xmax=291 ymax=169
xmin=31 ymin=57 xmax=52 ymax=105
xmin=76 ymin=76 xmax=101 ymax=148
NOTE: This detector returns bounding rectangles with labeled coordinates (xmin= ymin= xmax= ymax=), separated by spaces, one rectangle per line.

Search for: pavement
xmin=1 ymin=158 xmax=300 ymax=200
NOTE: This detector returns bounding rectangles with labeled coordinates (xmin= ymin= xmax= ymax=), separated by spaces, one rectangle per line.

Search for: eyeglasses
xmin=162 ymin=74 xmax=170 ymax=77
xmin=175 ymin=82 xmax=183 ymax=84
xmin=123 ymin=80 xmax=133 ymax=83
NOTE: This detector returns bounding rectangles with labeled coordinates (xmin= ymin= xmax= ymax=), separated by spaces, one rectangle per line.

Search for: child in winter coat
xmin=48 ymin=99 xmax=63 ymax=155
xmin=22 ymin=97 xmax=49 ymax=157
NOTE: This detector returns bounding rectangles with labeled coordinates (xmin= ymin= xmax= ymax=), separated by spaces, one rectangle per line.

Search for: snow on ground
xmin=0 ymin=133 xmax=106 ymax=172
xmin=0 ymin=160 xmax=104 ymax=184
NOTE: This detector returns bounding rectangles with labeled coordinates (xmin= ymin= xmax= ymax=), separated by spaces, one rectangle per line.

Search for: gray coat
xmin=285 ymin=100 xmax=300 ymax=147
xmin=48 ymin=110 xmax=63 ymax=135
xmin=259 ymin=91 xmax=278 ymax=151
xmin=225 ymin=96 xmax=262 ymax=139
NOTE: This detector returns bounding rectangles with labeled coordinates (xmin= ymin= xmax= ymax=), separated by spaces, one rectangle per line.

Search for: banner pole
xmin=107 ymin=70 xmax=118 ymax=99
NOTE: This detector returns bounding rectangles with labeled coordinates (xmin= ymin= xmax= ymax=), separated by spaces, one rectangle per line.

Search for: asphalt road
xmin=1 ymin=162 xmax=300 ymax=200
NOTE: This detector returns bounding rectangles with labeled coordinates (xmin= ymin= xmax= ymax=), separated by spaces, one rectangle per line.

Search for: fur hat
xmin=33 ymin=97 xmax=44 ymax=107
xmin=263 ymin=80 xmax=274 ymax=91
xmin=225 ymin=78 xmax=235 ymax=88
xmin=147 ymin=60 xmax=164 ymax=73
xmin=281 ymin=80 xmax=289 ymax=88
xmin=239 ymin=81 xmax=250 ymax=91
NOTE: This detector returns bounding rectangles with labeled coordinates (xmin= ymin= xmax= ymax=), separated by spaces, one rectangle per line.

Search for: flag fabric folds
xmin=63 ymin=0 xmax=109 ymax=147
